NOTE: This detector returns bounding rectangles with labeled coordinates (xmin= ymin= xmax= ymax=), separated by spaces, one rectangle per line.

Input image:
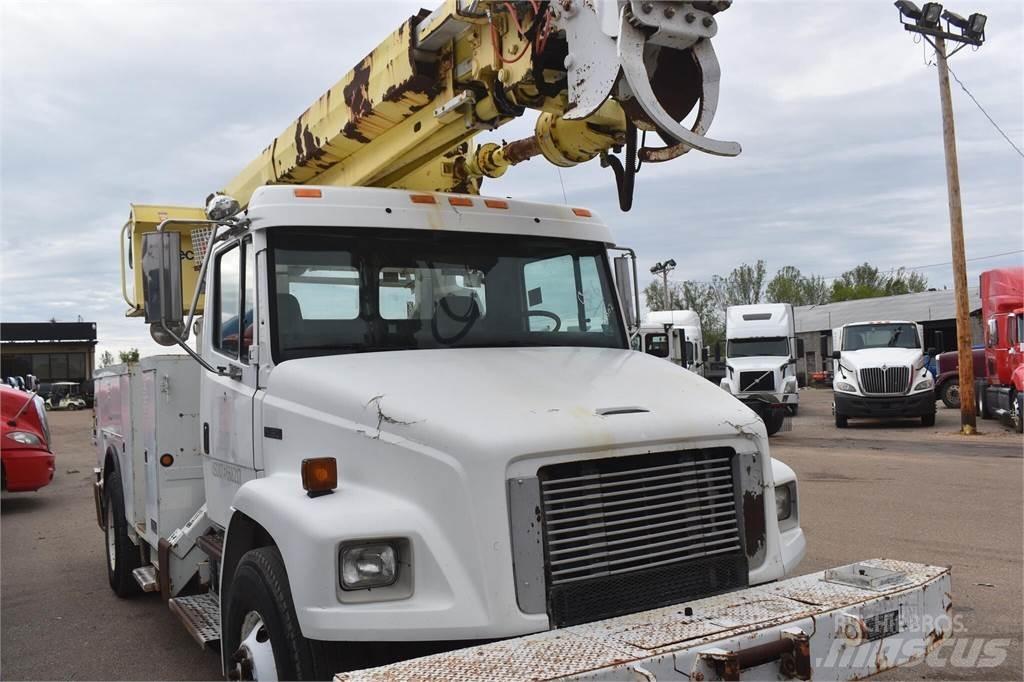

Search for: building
xmin=793 ymin=288 xmax=981 ymax=382
xmin=0 ymin=322 xmax=98 ymax=386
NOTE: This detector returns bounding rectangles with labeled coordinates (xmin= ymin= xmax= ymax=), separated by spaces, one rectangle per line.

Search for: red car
xmin=2 ymin=385 xmax=55 ymax=492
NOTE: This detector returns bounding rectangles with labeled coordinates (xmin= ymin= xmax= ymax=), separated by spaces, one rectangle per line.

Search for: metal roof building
xmin=794 ymin=287 xmax=981 ymax=333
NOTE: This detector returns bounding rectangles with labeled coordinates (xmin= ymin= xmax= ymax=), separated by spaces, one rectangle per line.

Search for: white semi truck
xmin=635 ymin=309 xmax=706 ymax=374
xmin=831 ymin=320 xmax=937 ymax=428
xmin=719 ymin=304 xmax=800 ymax=436
xmin=92 ymin=2 xmax=952 ymax=679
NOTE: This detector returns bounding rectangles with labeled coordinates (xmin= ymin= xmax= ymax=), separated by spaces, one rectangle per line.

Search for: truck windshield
xmin=842 ymin=324 xmax=920 ymax=350
xmin=267 ymin=227 xmax=626 ymax=361
xmin=727 ymin=337 xmax=789 ymax=358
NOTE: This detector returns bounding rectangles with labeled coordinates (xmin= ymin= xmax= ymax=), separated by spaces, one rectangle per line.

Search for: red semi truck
xmin=975 ymin=266 xmax=1024 ymax=433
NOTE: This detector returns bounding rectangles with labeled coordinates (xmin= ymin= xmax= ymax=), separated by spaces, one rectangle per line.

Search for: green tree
xmin=118 ymin=348 xmax=140 ymax=364
xmin=99 ymin=350 xmax=115 ymax=368
xmin=713 ymin=260 xmax=767 ymax=308
xmin=766 ymin=266 xmax=831 ymax=306
xmin=831 ymin=263 xmax=929 ymax=301
xmin=643 ymin=279 xmax=685 ymax=312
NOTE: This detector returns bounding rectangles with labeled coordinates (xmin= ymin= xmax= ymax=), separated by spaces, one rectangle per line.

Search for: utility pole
xmin=894 ymin=1 xmax=987 ymax=435
xmin=650 ymin=259 xmax=677 ymax=310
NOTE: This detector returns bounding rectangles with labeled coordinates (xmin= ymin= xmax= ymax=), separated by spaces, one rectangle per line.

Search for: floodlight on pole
xmin=650 ymin=260 xmax=676 ymax=310
xmin=895 ymin=0 xmax=922 ymax=19
xmin=919 ymin=2 xmax=944 ymax=28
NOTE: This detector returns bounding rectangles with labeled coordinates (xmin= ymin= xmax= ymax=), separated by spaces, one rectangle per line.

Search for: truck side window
xmin=241 ymin=238 xmax=255 ymax=363
xmin=215 ymin=243 xmax=241 ymax=359
xmin=645 ymin=333 xmax=669 ymax=358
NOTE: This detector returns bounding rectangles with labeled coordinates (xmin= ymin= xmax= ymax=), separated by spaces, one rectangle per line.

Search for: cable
xmin=556 ymin=167 xmax=568 ymax=204
xmin=946 ymin=64 xmax=1024 ymax=158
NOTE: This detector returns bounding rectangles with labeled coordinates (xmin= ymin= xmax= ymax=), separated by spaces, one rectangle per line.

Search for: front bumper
xmin=835 ymin=391 xmax=935 ymax=418
xmin=337 ymin=559 xmax=952 ymax=682
xmin=1 ymin=448 xmax=55 ymax=492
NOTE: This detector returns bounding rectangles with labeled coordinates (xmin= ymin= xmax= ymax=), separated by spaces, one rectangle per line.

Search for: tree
xmin=679 ymin=280 xmax=725 ymax=347
xmin=643 ymin=279 xmax=685 ymax=312
xmin=118 ymin=348 xmax=140 ymax=364
xmin=712 ymin=260 xmax=766 ymax=308
xmin=99 ymin=351 xmax=115 ymax=368
xmin=766 ymin=266 xmax=831 ymax=306
xmin=831 ymin=263 xmax=928 ymax=301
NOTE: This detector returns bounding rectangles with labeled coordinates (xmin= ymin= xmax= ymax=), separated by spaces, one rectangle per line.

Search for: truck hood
xmin=265 ymin=346 xmax=762 ymax=460
xmin=838 ymin=347 xmax=922 ymax=370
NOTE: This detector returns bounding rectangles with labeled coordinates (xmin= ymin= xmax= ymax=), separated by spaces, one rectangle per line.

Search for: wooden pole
xmin=935 ymin=35 xmax=977 ymax=434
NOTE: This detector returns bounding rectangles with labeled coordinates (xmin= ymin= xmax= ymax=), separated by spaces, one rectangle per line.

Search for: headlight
xmin=5 ymin=431 xmax=42 ymax=446
xmin=775 ymin=483 xmax=793 ymax=522
xmin=835 ymin=381 xmax=856 ymax=393
xmin=914 ymin=378 xmax=934 ymax=391
xmin=340 ymin=542 xmax=398 ymax=590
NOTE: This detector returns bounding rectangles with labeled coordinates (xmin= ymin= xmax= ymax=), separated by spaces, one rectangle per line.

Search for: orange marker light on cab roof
xmin=409 ymin=194 xmax=437 ymax=204
xmin=484 ymin=199 xmax=509 ymax=209
xmin=448 ymin=196 xmax=473 ymax=207
xmin=301 ymin=457 xmax=338 ymax=497
xmin=572 ymin=207 xmax=592 ymax=217
xmin=294 ymin=188 xmax=322 ymax=198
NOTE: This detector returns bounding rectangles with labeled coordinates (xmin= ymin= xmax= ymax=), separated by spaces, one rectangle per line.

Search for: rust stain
xmin=742 ymin=490 xmax=765 ymax=558
xmin=344 ymin=57 xmax=373 ymax=120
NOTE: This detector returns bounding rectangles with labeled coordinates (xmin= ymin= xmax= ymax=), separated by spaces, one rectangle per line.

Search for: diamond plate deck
xmin=335 ymin=560 xmax=951 ymax=682
xmin=168 ymin=592 xmax=220 ymax=648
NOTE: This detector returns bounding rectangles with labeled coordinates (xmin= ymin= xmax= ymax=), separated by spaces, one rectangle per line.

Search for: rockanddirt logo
xmin=816 ymin=614 xmax=1010 ymax=671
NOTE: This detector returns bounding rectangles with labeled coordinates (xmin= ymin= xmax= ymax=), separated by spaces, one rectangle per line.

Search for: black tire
xmin=940 ymin=380 xmax=960 ymax=410
xmin=788 ymin=404 xmax=799 ymax=417
xmin=224 ymin=546 xmax=344 ymax=680
xmin=1013 ymin=392 xmax=1023 ymax=435
xmin=921 ymin=412 xmax=936 ymax=427
xmin=835 ymin=413 xmax=848 ymax=428
xmin=763 ymin=408 xmax=785 ymax=436
xmin=104 ymin=470 xmax=141 ymax=597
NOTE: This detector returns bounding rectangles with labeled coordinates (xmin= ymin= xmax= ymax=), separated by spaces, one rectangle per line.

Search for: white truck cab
xmin=719 ymin=304 xmax=799 ymax=436
xmin=831 ymin=320 xmax=937 ymax=428
xmin=635 ymin=309 xmax=705 ymax=374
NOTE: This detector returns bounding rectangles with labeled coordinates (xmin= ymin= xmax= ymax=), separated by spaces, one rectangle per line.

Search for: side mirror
xmin=141 ymin=231 xmax=184 ymax=344
xmin=926 ymin=347 xmax=937 ymax=357
xmin=796 ymin=338 xmax=805 ymax=356
xmin=831 ymin=350 xmax=841 ymax=360
xmin=714 ymin=342 xmax=722 ymax=362
xmin=787 ymin=357 xmax=798 ymax=365
xmin=702 ymin=346 xmax=710 ymax=362
xmin=934 ymin=330 xmax=945 ymax=351
xmin=613 ymin=255 xmax=636 ymax=329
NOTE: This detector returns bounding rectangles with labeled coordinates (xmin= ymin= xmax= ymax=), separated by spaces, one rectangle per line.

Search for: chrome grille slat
xmin=859 ymin=366 xmax=911 ymax=395
xmin=542 ymin=474 xmax=733 ymax=506
xmin=540 ymin=457 xmax=732 ymax=489
xmin=538 ymin=449 xmax=744 ymax=589
xmin=547 ymin=508 xmax=738 ymax=546
xmin=548 ymin=517 xmax=739 ymax=557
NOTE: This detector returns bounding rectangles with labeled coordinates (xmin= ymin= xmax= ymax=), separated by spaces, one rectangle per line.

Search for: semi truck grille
xmin=739 ymin=371 xmax=775 ymax=392
xmin=537 ymin=449 xmax=747 ymax=627
xmin=859 ymin=366 xmax=911 ymax=395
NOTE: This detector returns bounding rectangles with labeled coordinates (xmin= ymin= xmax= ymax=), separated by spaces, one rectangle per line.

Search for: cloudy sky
xmin=2 ymin=1 xmax=1022 ymax=359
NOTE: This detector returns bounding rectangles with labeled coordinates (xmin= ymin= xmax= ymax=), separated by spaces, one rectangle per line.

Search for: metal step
xmin=132 ymin=565 xmax=159 ymax=592
xmin=168 ymin=592 xmax=220 ymax=648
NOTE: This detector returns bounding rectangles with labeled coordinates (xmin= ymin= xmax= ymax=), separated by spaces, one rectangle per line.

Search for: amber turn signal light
xmin=301 ymin=457 xmax=338 ymax=497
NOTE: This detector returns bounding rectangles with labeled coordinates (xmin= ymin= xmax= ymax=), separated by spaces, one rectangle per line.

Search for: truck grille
xmin=538 ymin=449 xmax=747 ymax=627
xmin=739 ymin=371 xmax=775 ymax=392
xmin=859 ymin=366 xmax=911 ymax=395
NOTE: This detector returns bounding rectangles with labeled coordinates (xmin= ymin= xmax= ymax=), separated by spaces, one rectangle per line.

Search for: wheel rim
xmin=231 ymin=611 xmax=278 ymax=681
xmin=947 ymin=384 xmax=960 ymax=405
xmin=106 ymin=499 xmax=116 ymax=571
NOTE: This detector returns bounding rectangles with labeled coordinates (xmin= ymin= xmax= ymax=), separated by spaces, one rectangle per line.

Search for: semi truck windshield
xmin=842 ymin=324 xmax=920 ymax=350
xmin=727 ymin=337 xmax=789 ymax=358
xmin=267 ymin=227 xmax=626 ymax=362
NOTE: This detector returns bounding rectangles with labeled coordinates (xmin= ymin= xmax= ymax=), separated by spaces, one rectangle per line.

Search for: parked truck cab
xmin=719 ymin=304 xmax=799 ymax=436
xmin=831 ymin=320 xmax=937 ymax=428
xmin=975 ymin=267 xmax=1024 ymax=432
xmin=635 ymin=309 xmax=705 ymax=374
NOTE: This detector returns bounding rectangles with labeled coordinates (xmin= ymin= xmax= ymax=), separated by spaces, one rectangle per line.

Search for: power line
xmin=945 ymin=64 xmax=1024 ymax=158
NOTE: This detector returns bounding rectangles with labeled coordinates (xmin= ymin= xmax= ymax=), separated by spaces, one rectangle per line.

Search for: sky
xmin=1 ymin=0 xmax=1022 ymax=360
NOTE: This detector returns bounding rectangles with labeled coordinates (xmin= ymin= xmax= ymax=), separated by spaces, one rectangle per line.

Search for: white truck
xmin=92 ymin=2 xmax=952 ymax=679
xmin=831 ymin=320 xmax=937 ymax=428
xmin=635 ymin=309 xmax=706 ymax=374
xmin=719 ymin=304 xmax=800 ymax=436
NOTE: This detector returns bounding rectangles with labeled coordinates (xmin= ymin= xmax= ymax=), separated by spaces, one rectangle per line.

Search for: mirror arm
xmin=158 ymin=320 xmax=235 ymax=378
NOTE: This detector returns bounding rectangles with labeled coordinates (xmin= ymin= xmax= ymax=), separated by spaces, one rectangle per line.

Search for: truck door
xmin=200 ymin=237 xmax=259 ymax=525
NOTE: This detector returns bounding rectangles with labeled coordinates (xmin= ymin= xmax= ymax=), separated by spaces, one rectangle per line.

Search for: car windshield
xmin=842 ymin=323 xmax=920 ymax=350
xmin=268 ymin=227 xmax=625 ymax=361
xmin=727 ymin=337 xmax=789 ymax=358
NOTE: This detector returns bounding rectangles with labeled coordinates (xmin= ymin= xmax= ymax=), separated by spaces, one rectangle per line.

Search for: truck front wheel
xmin=835 ymin=413 xmax=848 ymax=428
xmin=763 ymin=407 xmax=785 ymax=436
xmin=225 ymin=546 xmax=344 ymax=681
xmin=940 ymin=379 xmax=960 ymax=409
xmin=921 ymin=413 xmax=936 ymax=427
xmin=104 ymin=470 xmax=141 ymax=597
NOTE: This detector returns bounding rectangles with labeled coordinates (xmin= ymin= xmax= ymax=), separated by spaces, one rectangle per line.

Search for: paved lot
xmin=2 ymin=390 xmax=1021 ymax=681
